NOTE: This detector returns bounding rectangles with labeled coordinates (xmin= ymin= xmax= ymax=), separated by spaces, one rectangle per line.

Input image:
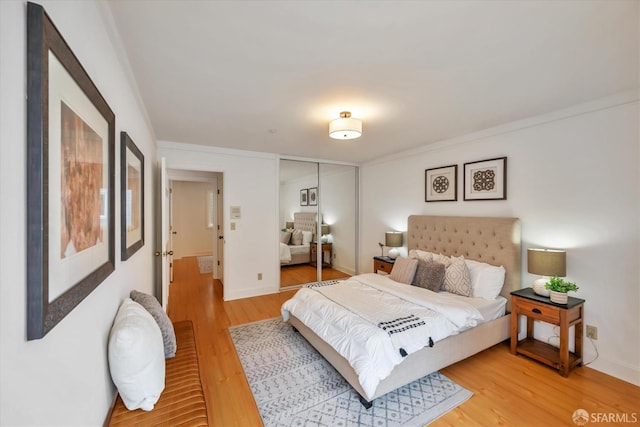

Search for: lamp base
xmin=388 ymin=248 xmax=400 ymax=259
xmin=532 ymin=277 xmax=550 ymax=297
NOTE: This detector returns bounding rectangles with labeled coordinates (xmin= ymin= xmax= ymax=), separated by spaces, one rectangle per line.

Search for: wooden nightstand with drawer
xmin=373 ymin=256 xmax=395 ymax=275
xmin=510 ymin=287 xmax=585 ymax=377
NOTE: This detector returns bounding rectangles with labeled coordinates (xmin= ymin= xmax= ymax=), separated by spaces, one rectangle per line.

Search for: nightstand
xmin=373 ymin=256 xmax=395 ymax=275
xmin=510 ymin=287 xmax=585 ymax=377
xmin=310 ymin=242 xmax=332 ymax=268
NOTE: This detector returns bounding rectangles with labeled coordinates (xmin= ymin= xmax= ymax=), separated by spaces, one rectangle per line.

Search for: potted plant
xmin=545 ymin=276 xmax=579 ymax=304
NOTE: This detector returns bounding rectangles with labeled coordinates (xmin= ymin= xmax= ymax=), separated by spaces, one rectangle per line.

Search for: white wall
xmin=320 ymin=165 xmax=358 ymax=275
xmin=360 ymin=95 xmax=640 ymax=386
xmin=280 ymin=171 xmax=318 ymax=228
xmin=0 ymin=0 xmax=158 ymax=425
xmin=172 ymin=181 xmax=215 ymax=259
xmin=158 ymin=142 xmax=280 ymax=300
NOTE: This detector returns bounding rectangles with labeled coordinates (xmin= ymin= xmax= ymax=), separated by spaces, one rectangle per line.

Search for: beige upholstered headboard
xmin=293 ymin=212 xmax=316 ymax=235
xmin=407 ymin=215 xmax=521 ymax=311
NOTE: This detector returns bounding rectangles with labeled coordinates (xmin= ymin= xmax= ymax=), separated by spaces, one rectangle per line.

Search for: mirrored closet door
xmin=279 ymin=159 xmax=357 ymax=288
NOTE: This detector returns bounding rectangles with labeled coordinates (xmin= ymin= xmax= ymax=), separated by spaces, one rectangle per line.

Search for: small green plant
xmin=545 ymin=276 xmax=579 ymax=293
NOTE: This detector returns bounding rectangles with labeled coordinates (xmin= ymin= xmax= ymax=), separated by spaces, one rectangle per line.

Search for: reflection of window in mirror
xmin=207 ymin=190 xmax=214 ymax=228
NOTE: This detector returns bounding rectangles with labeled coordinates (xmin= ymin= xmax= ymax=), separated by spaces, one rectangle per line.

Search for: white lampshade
xmin=329 ymin=112 xmax=362 ymax=140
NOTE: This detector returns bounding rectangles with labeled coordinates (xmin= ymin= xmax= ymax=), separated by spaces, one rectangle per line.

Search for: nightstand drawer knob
xmin=532 ymin=308 xmax=542 ymax=314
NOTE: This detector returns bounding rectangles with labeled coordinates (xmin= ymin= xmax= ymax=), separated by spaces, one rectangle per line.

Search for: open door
xmin=155 ymin=157 xmax=171 ymax=311
xmin=216 ymin=174 xmax=224 ymax=285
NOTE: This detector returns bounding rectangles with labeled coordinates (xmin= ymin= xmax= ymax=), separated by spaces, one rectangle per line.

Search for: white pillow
xmin=302 ymin=230 xmax=313 ymax=245
xmin=465 ymin=259 xmax=506 ymax=300
xmin=408 ymin=249 xmax=435 ymax=262
xmin=108 ymin=298 xmax=165 ymax=411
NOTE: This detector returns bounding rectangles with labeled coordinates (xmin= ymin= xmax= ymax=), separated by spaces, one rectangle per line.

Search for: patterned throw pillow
xmin=433 ymin=253 xmax=453 ymax=268
xmin=442 ymin=255 xmax=472 ymax=297
xmin=389 ymin=257 xmax=418 ymax=284
xmin=412 ymin=259 xmax=446 ymax=292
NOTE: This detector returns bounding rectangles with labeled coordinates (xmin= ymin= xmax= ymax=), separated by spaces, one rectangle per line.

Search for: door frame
xmin=158 ymin=164 xmax=227 ymax=298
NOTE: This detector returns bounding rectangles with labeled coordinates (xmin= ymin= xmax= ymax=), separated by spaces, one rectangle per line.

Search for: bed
xmin=280 ymin=212 xmax=316 ymax=265
xmin=282 ymin=215 xmax=521 ymax=406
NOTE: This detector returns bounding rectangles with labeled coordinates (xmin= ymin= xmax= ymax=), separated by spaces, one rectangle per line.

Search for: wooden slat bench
xmin=105 ymin=321 xmax=208 ymax=426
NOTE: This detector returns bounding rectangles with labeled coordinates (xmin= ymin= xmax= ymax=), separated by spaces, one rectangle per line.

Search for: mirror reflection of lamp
xmin=320 ymin=224 xmax=330 ymax=243
xmin=527 ymin=248 xmax=566 ymax=296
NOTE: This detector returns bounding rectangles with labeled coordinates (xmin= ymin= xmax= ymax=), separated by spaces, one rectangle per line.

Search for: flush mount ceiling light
xmin=329 ymin=111 xmax=362 ymax=140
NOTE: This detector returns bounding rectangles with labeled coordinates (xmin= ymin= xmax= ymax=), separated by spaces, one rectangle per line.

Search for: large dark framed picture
xmin=463 ymin=157 xmax=507 ymax=201
xmin=425 ymin=164 xmax=457 ymax=202
xmin=26 ymin=2 xmax=116 ymax=340
xmin=300 ymin=189 xmax=308 ymax=206
xmin=121 ymin=132 xmax=144 ymax=261
xmin=308 ymin=187 xmax=318 ymax=206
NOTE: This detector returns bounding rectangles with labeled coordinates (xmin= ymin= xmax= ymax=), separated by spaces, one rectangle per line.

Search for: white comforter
xmin=281 ymin=273 xmax=483 ymax=399
xmin=279 ymin=242 xmax=291 ymax=263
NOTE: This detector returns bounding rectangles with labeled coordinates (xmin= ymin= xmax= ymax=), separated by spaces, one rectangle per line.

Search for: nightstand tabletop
xmin=511 ymin=287 xmax=584 ymax=309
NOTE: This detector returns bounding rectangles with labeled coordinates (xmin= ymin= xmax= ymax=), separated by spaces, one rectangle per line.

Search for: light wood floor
xmin=280 ymin=263 xmax=350 ymax=288
xmin=168 ymin=257 xmax=639 ymax=426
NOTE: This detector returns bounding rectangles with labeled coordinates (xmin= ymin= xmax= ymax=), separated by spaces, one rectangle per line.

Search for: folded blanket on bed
xmin=312 ymin=280 xmax=437 ymax=358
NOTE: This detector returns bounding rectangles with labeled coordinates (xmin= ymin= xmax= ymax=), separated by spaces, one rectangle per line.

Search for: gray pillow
xmin=130 ymin=290 xmax=176 ymax=358
xmin=290 ymin=229 xmax=303 ymax=245
xmin=412 ymin=259 xmax=445 ymax=292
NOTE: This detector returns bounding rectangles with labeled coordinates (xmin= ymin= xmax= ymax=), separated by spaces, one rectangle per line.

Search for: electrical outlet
xmin=257 ymin=273 xmax=262 ymax=280
xmin=586 ymin=325 xmax=598 ymax=340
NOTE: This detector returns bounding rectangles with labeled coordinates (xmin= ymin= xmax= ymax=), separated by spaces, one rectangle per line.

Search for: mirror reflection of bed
xmin=279 ymin=160 xmax=358 ymax=289
xmin=280 ymin=212 xmax=350 ymax=288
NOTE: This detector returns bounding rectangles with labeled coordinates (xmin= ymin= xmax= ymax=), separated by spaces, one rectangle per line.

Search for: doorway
xmin=158 ymin=168 xmax=223 ymax=292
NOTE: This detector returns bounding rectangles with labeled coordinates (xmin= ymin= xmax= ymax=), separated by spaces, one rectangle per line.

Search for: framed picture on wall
xmin=425 ymin=164 xmax=457 ymax=202
xmin=463 ymin=157 xmax=507 ymax=201
xmin=26 ymin=3 xmax=116 ymax=340
xmin=308 ymin=187 xmax=318 ymax=206
xmin=300 ymin=188 xmax=308 ymax=206
xmin=121 ymin=132 xmax=144 ymax=261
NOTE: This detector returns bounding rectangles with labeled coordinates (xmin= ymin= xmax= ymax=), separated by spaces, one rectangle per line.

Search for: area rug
xmin=229 ymin=317 xmax=472 ymax=427
xmin=196 ymin=255 xmax=213 ymax=274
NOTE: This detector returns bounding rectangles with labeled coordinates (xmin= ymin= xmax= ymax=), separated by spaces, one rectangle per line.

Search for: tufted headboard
xmin=293 ymin=212 xmax=317 ymax=235
xmin=407 ymin=215 xmax=521 ymax=310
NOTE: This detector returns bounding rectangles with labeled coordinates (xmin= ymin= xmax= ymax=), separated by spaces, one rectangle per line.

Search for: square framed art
xmin=463 ymin=157 xmax=507 ymax=201
xmin=308 ymin=187 xmax=318 ymax=206
xmin=425 ymin=164 xmax=457 ymax=202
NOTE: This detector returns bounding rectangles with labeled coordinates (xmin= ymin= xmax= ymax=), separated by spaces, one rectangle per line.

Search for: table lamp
xmin=385 ymin=231 xmax=403 ymax=259
xmin=527 ymin=248 xmax=566 ymax=296
xmin=320 ymin=224 xmax=330 ymax=243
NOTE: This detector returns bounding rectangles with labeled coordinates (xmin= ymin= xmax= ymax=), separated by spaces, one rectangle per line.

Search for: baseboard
xmin=588 ymin=357 xmax=640 ymax=387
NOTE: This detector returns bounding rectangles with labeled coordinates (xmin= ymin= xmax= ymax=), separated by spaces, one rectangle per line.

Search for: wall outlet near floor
xmin=257 ymin=273 xmax=262 ymax=280
xmin=586 ymin=325 xmax=598 ymax=340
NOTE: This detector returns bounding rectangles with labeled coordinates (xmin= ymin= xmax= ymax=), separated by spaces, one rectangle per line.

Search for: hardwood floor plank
xmin=168 ymin=257 xmax=640 ymax=426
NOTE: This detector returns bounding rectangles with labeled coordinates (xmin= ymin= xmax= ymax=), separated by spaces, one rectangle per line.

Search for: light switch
xmin=230 ymin=222 xmax=236 ymax=230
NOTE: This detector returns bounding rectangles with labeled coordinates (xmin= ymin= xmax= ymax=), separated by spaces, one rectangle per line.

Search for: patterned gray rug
xmin=229 ymin=317 xmax=472 ymax=427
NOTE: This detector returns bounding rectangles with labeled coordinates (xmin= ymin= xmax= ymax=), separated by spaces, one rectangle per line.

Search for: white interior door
xmin=160 ymin=157 xmax=170 ymax=310
xmin=216 ymin=174 xmax=224 ymax=284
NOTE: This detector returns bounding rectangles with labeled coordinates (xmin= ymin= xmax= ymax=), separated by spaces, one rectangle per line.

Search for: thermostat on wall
xmin=230 ymin=206 xmax=241 ymax=219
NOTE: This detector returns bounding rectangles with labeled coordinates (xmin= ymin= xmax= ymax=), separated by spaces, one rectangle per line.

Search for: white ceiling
xmin=106 ymin=0 xmax=638 ymax=164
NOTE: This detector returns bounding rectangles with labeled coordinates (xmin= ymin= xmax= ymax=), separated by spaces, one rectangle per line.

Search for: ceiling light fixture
xmin=329 ymin=111 xmax=362 ymax=140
